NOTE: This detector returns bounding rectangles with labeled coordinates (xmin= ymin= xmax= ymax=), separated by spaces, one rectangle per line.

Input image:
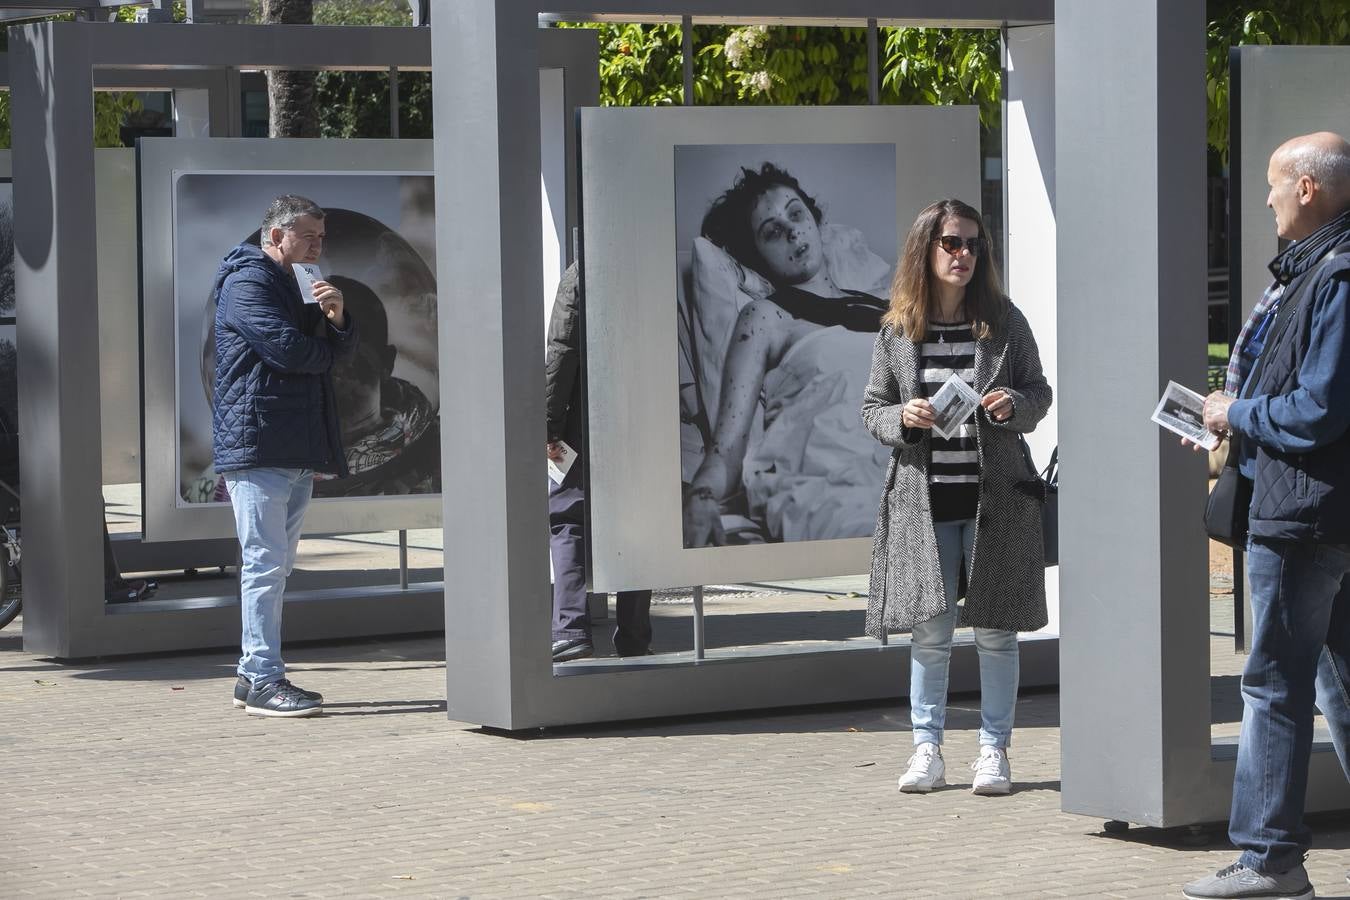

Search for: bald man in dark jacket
xmin=1185 ymin=132 xmax=1350 ymax=900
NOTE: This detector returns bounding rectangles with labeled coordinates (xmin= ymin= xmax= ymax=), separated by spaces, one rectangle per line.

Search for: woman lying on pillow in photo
xmin=682 ymin=162 xmax=892 ymax=547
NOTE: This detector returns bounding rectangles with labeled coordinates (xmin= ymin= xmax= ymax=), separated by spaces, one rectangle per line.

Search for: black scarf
xmin=1269 ymin=208 xmax=1350 ymax=284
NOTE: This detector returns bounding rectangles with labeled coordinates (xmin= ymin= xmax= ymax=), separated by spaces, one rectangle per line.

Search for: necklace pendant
xmin=938 ymin=332 xmax=945 ymax=344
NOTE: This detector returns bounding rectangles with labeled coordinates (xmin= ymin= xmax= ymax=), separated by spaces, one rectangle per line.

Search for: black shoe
xmin=614 ymin=644 xmax=654 ymax=658
xmin=244 ymin=680 xmax=323 ymax=718
xmin=551 ymin=638 xmax=594 ymax=662
xmin=106 ymin=578 xmax=157 ymax=604
xmin=233 ymin=676 xmax=322 ymax=710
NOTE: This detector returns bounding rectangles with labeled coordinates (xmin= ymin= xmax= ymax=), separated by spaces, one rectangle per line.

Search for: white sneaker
xmin=898 ymin=742 xmax=945 ymax=793
xmin=970 ymin=746 xmax=1011 ymax=795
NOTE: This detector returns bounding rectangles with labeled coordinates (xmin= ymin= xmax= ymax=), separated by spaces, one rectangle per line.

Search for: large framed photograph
xmin=139 ymin=139 xmax=440 ymax=542
xmin=582 ymin=106 xmax=980 ymax=591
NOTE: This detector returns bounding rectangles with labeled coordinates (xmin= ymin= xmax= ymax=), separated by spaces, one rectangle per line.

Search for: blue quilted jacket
xmin=1229 ymin=211 xmax=1350 ymax=542
xmin=211 ymin=243 xmax=358 ymax=476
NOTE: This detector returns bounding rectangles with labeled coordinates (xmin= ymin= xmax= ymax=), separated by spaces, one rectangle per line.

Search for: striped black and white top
xmin=920 ymin=321 xmax=980 ymax=522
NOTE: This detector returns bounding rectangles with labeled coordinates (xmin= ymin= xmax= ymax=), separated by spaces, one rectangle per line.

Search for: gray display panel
xmin=96 ymin=149 xmax=143 ymax=486
xmin=0 ymin=150 xmax=141 ymax=486
xmin=139 ymin=138 xmax=440 ymax=542
xmin=582 ymin=105 xmax=979 ymax=592
xmin=1235 ymin=46 xmax=1350 ymax=319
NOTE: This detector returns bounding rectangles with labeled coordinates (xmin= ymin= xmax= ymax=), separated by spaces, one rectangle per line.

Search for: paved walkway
xmin=5 ymin=592 xmax=1350 ymax=899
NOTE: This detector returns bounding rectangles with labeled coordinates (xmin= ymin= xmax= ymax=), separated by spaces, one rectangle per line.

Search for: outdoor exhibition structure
xmin=9 ymin=22 xmax=598 ymax=655
xmin=430 ymin=0 xmax=1060 ymax=739
xmin=9 ymin=0 xmax=1349 ymax=831
xmin=430 ymin=0 xmax=1350 ymax=829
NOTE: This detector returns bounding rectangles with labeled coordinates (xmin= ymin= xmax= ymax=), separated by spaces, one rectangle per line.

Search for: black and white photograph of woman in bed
xmin=676 ymin=144 xmax=897 ymax=548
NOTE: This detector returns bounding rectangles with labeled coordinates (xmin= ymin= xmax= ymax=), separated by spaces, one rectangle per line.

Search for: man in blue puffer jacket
xmin=1184 ymin=132 xmax=1350 ymax=900
xmin=213 ymin=195 xmax=358 ymax=718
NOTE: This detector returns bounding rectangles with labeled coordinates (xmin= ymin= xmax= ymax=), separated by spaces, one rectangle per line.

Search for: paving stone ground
xmin=5 ymin=582 xmax=1350 ymax=899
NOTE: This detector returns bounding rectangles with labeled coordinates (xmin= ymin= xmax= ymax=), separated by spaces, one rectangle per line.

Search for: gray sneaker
xmin=1181 ymin=861 xmax=1313 ymax=899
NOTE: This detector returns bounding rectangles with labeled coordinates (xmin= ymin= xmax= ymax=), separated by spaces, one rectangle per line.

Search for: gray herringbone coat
xmin=861 ymin=303 xmax=1052 ymax=639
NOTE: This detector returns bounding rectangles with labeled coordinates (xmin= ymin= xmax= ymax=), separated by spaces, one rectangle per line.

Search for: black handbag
xmin=1018 ymin=436 xmax=1059 ymax=567
xmin=1204 ymin=432 xmax=1251 ymax=548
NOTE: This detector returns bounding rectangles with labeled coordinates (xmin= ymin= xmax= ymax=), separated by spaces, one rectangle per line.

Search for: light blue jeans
xmin=909 ymin=518 xmax=1020 ymax=748
xmin=224 ymin=467 xmax=313 ymax=689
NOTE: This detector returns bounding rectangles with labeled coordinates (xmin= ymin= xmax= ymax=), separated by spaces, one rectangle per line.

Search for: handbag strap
xmin=1018 ymin=434 xmax=1058 ymax=494
xmin=1221 ymin=429 xmax=1241 ymax=470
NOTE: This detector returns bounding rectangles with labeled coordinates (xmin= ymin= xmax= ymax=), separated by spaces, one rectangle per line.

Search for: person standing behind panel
xmin=546 ymin=262 xmax=654 ymax=662
xmin=861 ymin=199 xmax=1051 ymax=795
xmin=1183 ymin=132 xmax=1350 ymax=900
xmin=214 ymin=195 xmax=358 ymax=718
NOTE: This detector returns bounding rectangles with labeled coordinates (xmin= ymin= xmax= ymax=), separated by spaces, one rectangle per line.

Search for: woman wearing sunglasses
xmin=861 ymin=198 xmax=1052 ymax=795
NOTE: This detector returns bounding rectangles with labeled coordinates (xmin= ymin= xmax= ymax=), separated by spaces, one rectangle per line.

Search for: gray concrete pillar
xmin=432 ymin=2 xmax=553 ymax=727
xmin=1056 ymin=0 xmax=1213 ymax=825
xmin=10 ymin=23 xmax=108 ymax=656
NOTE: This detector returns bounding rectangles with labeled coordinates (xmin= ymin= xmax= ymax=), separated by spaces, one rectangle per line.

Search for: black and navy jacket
xmin=211 ymin=243 xmax=358 ymax=476
xmin=1230 ymin=210 xmax=1350 ymax=543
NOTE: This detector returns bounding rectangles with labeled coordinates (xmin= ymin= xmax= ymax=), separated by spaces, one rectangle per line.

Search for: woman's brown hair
xmin=882 ymin=199 xmax=1007 ymax=342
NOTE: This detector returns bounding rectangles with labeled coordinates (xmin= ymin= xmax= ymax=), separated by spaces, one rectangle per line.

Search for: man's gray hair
xmin=260 ymin=195 xmax=325 ymax=247
xmin=1282 ymin=141 xmax=1350 ymax=198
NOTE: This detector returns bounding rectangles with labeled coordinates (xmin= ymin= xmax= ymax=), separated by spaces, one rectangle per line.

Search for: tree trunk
xmin=262 ymin=0 xmax=318 ymax=138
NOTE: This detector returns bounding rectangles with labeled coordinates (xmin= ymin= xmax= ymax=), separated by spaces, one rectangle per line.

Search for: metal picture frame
xmin=581 ymin=105 xmax=980 ymax=591
xmin=138 ymin=137 xmax=441 ymax=542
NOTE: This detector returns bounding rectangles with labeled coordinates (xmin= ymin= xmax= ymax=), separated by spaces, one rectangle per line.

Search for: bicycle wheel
xmin=0 ymin=543 xmax=18 ymax=630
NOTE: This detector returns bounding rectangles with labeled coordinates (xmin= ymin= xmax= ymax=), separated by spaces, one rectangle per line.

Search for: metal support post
xmin=681 ymin=15 xmax=693 ymax=106
xmin=399 ymin=529 xmax=409 ymax=590
xmin=866 ymin=18 xmax=879 ymax=105
xmin=692 ymin=584 xmax=705 ymax=660
xmin=389 ymin=66 xmax=400 ymax=138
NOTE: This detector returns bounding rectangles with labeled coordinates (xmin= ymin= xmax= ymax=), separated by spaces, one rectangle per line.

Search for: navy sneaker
xmin=551 ymin=638 xmax=594 ymax=662
xmin=105 ymin=578 xmax=157 ymax=604
xmin=232 ymin=676 xmax=322 ymax=709
xmin=242 ymin=680 xmax=324 ymax=718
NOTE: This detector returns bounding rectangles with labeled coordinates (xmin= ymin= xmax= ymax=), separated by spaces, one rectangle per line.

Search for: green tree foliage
xmin=310 ymin=0 xmax=433 ymax=138
xmin=0 ymin=4 xmax=193 ymax=149
xmin=880 ymin=28 xmax=1001 ymax=129
xmin=574 ymin=22 xmax=693 ymax=106
xmin=1206 ymin=0 xmax=1350 ymax=159
xmin=567 ymin=7 xmax=1346 ymax=158
xmin=560 ymin=21 xmax=1000 ymax=125
xmin=0 ymin=79 xmax=143 ymax=151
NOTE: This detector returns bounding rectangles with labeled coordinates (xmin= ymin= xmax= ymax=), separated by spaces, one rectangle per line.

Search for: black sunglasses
xmin=934 ymin=234 xmax=984 ymax=256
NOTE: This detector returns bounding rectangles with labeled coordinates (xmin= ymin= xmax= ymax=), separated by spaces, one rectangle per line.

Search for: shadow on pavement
xmin=477 ymin=689 xmax=1063 ymax=740
xmin=322 ymin=698 xmax=447 ymax=717
xmin=0 ymin=633 xmax=449 ymax=683
xmin=1092 ymin=809 xmax=1350 ymax=856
